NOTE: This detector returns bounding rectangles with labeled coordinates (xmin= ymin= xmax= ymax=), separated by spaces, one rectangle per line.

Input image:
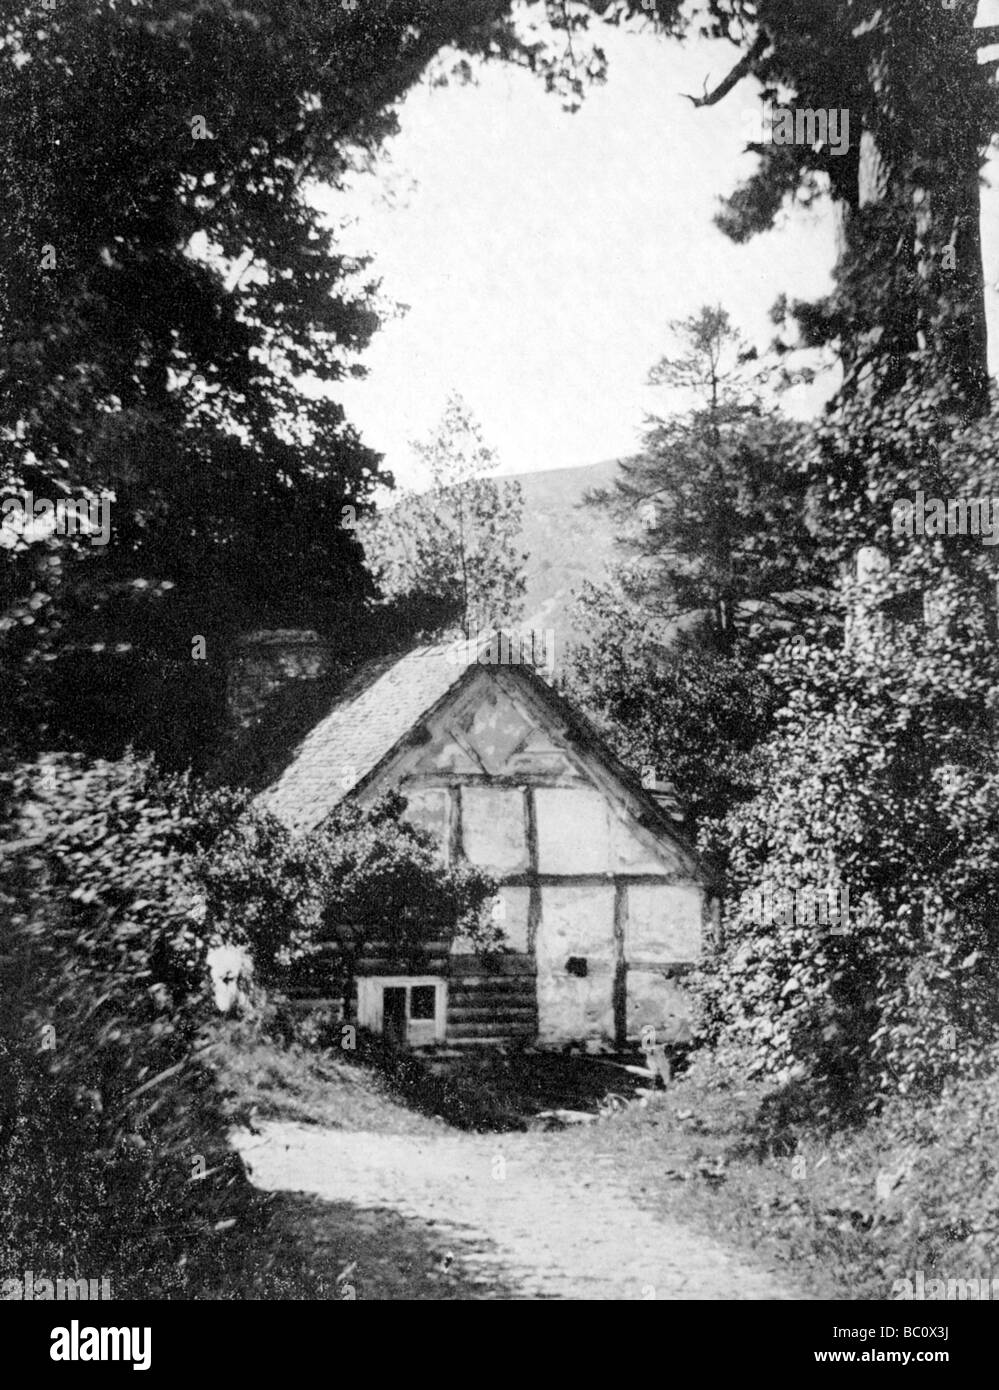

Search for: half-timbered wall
xmin=355 ymin=666 xmax=703 ymax=1046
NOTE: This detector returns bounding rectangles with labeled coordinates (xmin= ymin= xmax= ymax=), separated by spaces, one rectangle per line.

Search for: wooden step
xmin=355 ymin=963 xmax=450 ymax=976
xmin=354 ymin=961 xmax=449 ymax=972
xmin=347 ymin=945 xmax=450 ymax=956
xmin=447 ymin=1006 xmax=536 ymax=1017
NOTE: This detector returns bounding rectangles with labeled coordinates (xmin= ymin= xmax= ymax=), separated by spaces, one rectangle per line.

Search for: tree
xmin=669 ymin=0 xmax=998 ymax=415
xmin=587 ymin=307 xmax=829 ymax=652
xmin=0 ymin=1 xmax=390 ymax=754
xmin=564 ymin=582 xmax=780 ymax=828
xmin=0 ymin=1 xmax=572 ymax=756
xmin=362 ymin=394 xmax=527 ymax=637
xmin=698 ymin=385 xmax=999 ymax=1109
xmin=567 ymin=308 xmax=834 ymax=832
xmin=0 ymin=752 xmax=248 ymax=1294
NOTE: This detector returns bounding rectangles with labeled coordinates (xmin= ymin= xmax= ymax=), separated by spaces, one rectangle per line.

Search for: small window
xmin=409 ymin=985 xmax=437 ymax=1020
xmin=566 ymin=956 xmax=588 ymax=978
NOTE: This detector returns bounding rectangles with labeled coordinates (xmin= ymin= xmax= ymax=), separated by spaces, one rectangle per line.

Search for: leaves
xmin=0 ymin=750 xmax=246 ymax=1291
xmin=699 ymin=408 xmax=999 ymax=1106
xmin=584 ymin=307 xmax=832 ymax=652
xmin=361 ymin=393 xmax=527 ymax=637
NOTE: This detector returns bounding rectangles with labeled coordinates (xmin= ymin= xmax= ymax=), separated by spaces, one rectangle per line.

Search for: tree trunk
xmin=844 ymin=2 xmax=991 ymax=413
xmin=912 ymin=149 xmax=989 ymax=414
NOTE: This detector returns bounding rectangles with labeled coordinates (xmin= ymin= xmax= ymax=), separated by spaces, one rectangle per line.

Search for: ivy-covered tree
xmin=699 ymin=386 xmax=999 ymax=1109
xmin=668 ymin=0 xmax=998 ymax=415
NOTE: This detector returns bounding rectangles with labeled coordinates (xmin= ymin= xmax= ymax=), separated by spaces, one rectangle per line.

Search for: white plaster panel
xmin=425 ymin=737 xmax=482 ymax=774
xmin=507 ymin=729 xmax=578 ymax=778
xmin=535 ymin=883 xmax=614 ymax=962
xmin=534 ymin=786 xmax=611 ymax=875
xmin=463 ymin=688 xmax=534 ymax=773
xmin=610 ymin=813 xmax=675 ymax=874
xmin=490 ymin=885 xmax=532 ymax=953
xmin=535 ymin=884 xmax=615 ymax=1042
xmin=400 ymin=786 xmax=449 ymax=861
xmin=625 ymin=883 xmax=702 ymax=962
xmin=461 ymin=786 xmax=528 ymax=874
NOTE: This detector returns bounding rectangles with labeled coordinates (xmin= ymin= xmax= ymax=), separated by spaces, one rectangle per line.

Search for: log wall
xmin=445 ymin=953 xmax=538 ymax=1047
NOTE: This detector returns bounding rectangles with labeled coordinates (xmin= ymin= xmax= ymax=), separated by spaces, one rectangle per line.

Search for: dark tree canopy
xmin=0 ymin=1 xmax=559 ymax=755
xmin=676 ymin=0 xmax=998 ymax=411
xmin=3 ymin=0 xmax=995 ymax=762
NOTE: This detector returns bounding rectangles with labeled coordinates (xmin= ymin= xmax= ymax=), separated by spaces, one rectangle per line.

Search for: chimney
xmin=226 ymin=630 xmax=335 ymax=729
xmin=644 ymin=776 xmax=686 ymax=824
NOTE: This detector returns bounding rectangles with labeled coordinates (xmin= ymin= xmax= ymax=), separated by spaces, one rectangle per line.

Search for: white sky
xmin=315 ymin=6 xmax=999 ymax=489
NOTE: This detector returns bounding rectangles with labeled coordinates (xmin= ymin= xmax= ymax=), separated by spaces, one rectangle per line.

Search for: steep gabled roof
xmin=256 ymin=637 xmax=481 ymax=832
xmin=256 ymin=632 xmax=696 ymax=869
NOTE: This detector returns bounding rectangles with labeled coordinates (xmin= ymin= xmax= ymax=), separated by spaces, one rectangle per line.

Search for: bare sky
xmin=315 ymin=5 xmax=999 ymax=490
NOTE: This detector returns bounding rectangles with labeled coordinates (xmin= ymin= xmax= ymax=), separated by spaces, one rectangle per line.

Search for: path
xmin=232 ymin=1120 xmax=806 ymax=1300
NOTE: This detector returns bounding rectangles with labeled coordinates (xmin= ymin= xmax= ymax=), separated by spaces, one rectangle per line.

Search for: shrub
xmin=0 ymin=752 xmax=249 ymax=1295
xmin=195 ymin=805 xmax=321 ymax=982
xmin=308 ymin=791 xmax=499 ymax=950
xmin=698 ymin=561 xmax=999 ymax=1111
xmin=195 ymin=789 xmax=500 ymax=996
xmin=878 ymin=1058 xmax=999 ymax=1280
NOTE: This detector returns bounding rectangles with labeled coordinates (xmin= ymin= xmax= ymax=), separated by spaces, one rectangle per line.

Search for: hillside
xmin=499 ymin=457 xmax=629 ymax=644
xmin=362 ymin=456 xmax=632 ymax=649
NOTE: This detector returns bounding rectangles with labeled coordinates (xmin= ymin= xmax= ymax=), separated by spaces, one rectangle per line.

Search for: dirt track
xmin=232 ymin=1120 xmax=806 ymax=1301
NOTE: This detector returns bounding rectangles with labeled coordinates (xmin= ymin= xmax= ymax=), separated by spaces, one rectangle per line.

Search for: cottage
xmin=253 ymin=630 xmax=709 ymax=1050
